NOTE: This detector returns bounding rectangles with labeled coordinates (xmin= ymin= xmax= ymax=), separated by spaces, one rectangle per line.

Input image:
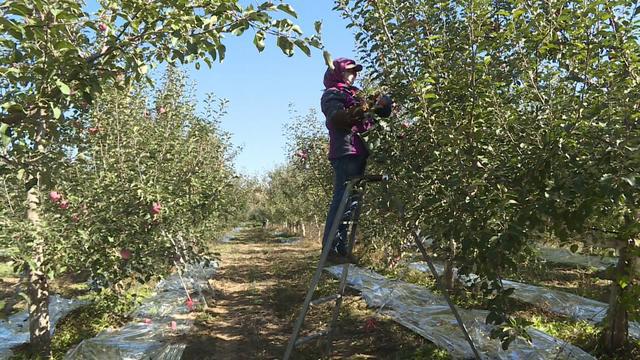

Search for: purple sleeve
xmin=321 ymin=89 xmax=347 ymax=129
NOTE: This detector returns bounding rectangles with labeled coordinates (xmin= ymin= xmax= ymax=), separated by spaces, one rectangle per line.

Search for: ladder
xmin=283 ymin=173 xmax=483 ymax=360
xmin=283 ymin=174 xmax=386 ymax=360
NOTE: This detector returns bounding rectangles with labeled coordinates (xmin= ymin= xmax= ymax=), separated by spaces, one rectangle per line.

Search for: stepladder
xmin=283 ymin=174 xmax=387 ymax=360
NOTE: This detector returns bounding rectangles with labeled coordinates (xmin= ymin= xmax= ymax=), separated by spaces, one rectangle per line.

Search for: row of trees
xmin=1 ymin=0 xmax=325 ymax=356
xmin=260 ymin=0 xmax=639 ymax=353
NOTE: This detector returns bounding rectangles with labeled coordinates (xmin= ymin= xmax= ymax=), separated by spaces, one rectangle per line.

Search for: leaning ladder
xmin=282 ymin=174 xmax=385 ymax=360
xmin=282 ymin=174 xmax=482 ymax=360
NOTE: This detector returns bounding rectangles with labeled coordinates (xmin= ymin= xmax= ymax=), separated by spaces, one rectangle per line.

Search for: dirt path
xmin=180 ymin=226 xmax=432 ymax=360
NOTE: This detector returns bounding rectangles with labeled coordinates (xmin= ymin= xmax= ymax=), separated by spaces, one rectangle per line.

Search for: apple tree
xmin=0 ymin=0 xmax=324 ymax=355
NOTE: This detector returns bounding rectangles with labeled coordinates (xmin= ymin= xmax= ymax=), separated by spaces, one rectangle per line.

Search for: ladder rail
xmin=410 ymin=230 xmax=483 ymax=360
xmin=324 ymin=184 xmax=366 ymax=354
xmin=282 ymin=180 xmax=356 ymax=360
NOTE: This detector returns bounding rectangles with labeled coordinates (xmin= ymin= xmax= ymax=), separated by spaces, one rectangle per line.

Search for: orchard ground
xmin=1 ymin=224 xmax=639 ymax=359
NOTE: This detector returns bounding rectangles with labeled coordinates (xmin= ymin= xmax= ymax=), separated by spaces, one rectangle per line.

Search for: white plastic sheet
xmin=65 ymin=262 xmax=217 ymax=360
xmin=0 ymin=295 xmax=89 ymax=359
xmin=220 ymin=226 xmax=244 ymax=243
xmin=408 ymin=262 xmax=640 ymax=340
xmin=538 ymin=247 xmax=617 ymax=271
xmin=325 ymin=265 xmax=596 ymax=360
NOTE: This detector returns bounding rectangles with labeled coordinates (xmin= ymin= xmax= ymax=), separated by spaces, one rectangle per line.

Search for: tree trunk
xmin=602 ymin=243 xmax=634 ymax=351
xmin=314 ymin=215 xmax=321 ymax=238
xmin=301 ymin=222 xmax=306 ymax=237
xmin=26 ymin=178 xmax=51 ymax=357
xmin=442 ymin=239 xmax=457 ymax=291
xmin=443 ymin=260 xmax=455 ymax=291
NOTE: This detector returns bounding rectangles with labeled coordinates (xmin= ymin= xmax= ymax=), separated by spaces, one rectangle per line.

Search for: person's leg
xmin=333 ymin=155 xmax=367 ymax=255
xmin=321 ymin=158 xmax=348 ymax=253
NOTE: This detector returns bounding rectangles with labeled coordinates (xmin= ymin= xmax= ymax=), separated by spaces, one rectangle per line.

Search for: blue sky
xmin=181 ymin=2 xmax=356 ymax=177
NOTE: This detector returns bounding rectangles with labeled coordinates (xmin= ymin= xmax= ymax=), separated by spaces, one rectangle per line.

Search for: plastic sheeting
xmin=538 ymin=247 xmax=617 ymax=270
xmin=408 ymin=262 xmax=640 ymax=341
xmin=325 ymin=265 xmax=596 ymax=360
xmin=220 ymin=226 xmax=244 ymax=243
xmin=0 ymin=295 xmax=89 ymax=359
xmin=65 ymin=262 xmax=217 ymax=360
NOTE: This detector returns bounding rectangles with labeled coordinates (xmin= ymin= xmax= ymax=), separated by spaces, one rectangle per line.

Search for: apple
xmin=363 ymin=317 xmax=378 ymax=332
xmin=88 ymin=127 xmax=99 ymax=135
xmin=158 ymin=107 xmax=167 ymax=114
xmin=98 ymin=23 xmax=108 ymax=32
xmin=120 ymin=248 xmax=131 ymax=260
xmin=151 ymin=202 xmax=162 ymax=215
xmin=49 ymin=191 xmax=62 ymax=203
xmin=185 ymin=298 xmax=195 ymax=311
xmin=59 ymin=200 xmax=70 ymax=210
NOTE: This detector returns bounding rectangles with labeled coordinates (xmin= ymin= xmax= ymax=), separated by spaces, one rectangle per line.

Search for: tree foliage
xmin=335 ymin=0 xmax=639 ymax=350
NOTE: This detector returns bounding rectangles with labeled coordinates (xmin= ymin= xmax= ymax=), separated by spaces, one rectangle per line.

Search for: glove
xmin=330 ymin=105 xmax=368 ymax=130
xmin=372 ymin=95 xmax=393 ymax=118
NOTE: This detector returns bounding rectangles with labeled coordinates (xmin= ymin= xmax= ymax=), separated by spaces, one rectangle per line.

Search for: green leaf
xmin=52 ymin=106 xmax=61 ymax=119
xmin=277 ymin=4 xmax=297 ymax=18
xmin=291 ymin=24 xmax=303 ymax=35
xmin=294 ymin=40 xmax=310 ymax=56
xmin=138 ymin=64 xmax=148 ymax=74
xmin=276 ymin=36 xmax=294 ymax=56
xmin=323 ymin=50 xmax=333 ymax=69
xmin=0 ymin=122 xmax=10 ymax=147
xmin=314 ymin=20 xmax=322 ymax=34
xmin=217 ymin=44 xmax=226 ymax=62
xmin=253 ymin=31 xmax=266 ymax=52
xmin=56 ymin=80 xmax=71 ymax=95
xmin=622 ymin=175 xmax=636 ymax=187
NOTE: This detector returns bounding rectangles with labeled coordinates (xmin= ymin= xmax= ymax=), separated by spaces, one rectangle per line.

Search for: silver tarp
xmin=0 ymin=295 xmax=89 ymax=359
xmin=65 ymin=262 xmax=217 ymax=360
xmin=408 ymin=262 xmax=640 ymax=340
xmin=538 ymin=247 xmax=617 ymax=270
xmin=325 ymin=265 xmax=596 ymax=360
xmin=220 ymin=226 xmax=244 ymax=243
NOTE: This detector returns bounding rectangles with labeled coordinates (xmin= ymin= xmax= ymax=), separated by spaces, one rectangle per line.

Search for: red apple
xmin=185 ymin=298 xmax=194 ymax=311
xmin=88 ymin=127 xmax=99 ymax=135
xmin=363 ymin=317 xmax=378 ymax=332
xmin=49 ymin=191 xmax=62 ymax=203
xmin=98 ymin=23 xmax=108 ymax=32
xmin=158 ymin=107 xmax=167 ymax=114
xmin=151 ymin=202 xmax=162 ymax=215
xmin=120 ymin=248 xmax=131 ymax=260
xmin=401 ymin=121 xmax=410 ymax=129
xmin=169 ymin=321 xmax=177 ymax=330
xmin=71 ymin=213 xmax=80 ymax=223
xmin=59 ymin=200 xmax=70 ymax=210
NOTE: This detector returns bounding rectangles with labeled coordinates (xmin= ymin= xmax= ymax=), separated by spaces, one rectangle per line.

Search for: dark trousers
xmin=322 ymin=154 xmax=367 ymax=255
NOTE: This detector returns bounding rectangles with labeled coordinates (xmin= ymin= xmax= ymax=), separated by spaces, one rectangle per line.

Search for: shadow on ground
xmin=180 ymin=225 xmax=433 ymax=360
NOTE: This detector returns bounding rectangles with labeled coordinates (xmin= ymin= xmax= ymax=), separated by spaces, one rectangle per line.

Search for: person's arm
xmin=321 ymin=89 xmax=368 ymax=130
